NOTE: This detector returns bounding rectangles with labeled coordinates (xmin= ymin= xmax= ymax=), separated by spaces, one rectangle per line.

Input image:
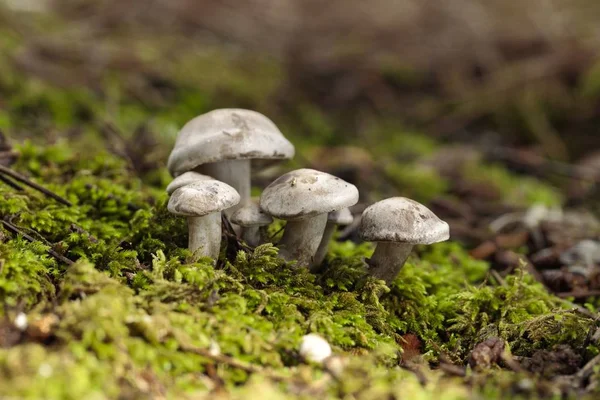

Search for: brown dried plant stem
xmin=0 ymin=220 xmax=74 ymax=266
xmin=0 ymin=165 xmax=72 ymax=206
xmin=178 ymin=343 xmax=289 ymax=381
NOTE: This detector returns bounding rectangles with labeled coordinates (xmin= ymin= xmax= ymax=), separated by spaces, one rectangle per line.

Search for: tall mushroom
xmin=260 ymin=169 xmax=359 ymax=268
xmin=359 ymin=197 xmax=449 ymax=284
xmin=167 ymin=109 xmax=295 ymax=214
xmin=230 ymin=200 xmax=273 ymax=247
xmin=312 ymin=208 xmax=354 ymax=269
xmin=168 ymin=179 xmax=240 ymax=260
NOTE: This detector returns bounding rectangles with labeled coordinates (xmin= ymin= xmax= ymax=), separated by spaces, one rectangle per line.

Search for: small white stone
xmin=208 ymin=340 xmax=221 ymax=357
xmin=38 ymin=363 xmax=53 ymax=378
xmin=299 ymin=334 xmax=332 ymax=363
xmin=14 ymin=312 xmax=28 ymax=331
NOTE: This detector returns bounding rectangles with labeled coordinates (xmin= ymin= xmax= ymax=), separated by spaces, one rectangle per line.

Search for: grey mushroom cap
xmin=231 ymin=202 xmax=273 ymax=227
xmin=260 ymin=169 xmax=359 ymax=221
xmin=166 ymin=171 xmax=212 ymax=195
xmin=167 ymin=109 xmax=295 ymax=177
xmin=329 ymin=208 xmax=353 ymax=225
xmin=360 ymin=197 xmax=449 ymax=244
xmin=168 ymin=180 xmax=240 ymax=217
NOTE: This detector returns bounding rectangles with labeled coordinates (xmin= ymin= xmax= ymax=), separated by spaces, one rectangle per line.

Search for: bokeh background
xmin=2 ymin=0 xmax=600 ymax=223
xmin=4 ymin=0 xmax=600 ymax=152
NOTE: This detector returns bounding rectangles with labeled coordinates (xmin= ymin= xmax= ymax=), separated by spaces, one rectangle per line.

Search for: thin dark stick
xmin=0 ymin=220 xmax=74 ymax=266
xmin=0 ymin=174 xmax=23 ymax=191
xmin=221 ymin=214 xmax=253 ymax=252
xmin=268 ymin=225 xmax=285 ymax=242
xmin=179 ymin=343 xmax=288 ymax=381
xmin=575 ymin=352 xmax=600 ymax=382
xmin=0 ymin=165 xmax=72 ymax=206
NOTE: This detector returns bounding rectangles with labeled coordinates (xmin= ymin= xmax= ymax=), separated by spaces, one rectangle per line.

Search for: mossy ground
xmin=0 ymin=142 xmax=597 ymax=399
xmin=0 ymin=4 xmax=599 ymax=399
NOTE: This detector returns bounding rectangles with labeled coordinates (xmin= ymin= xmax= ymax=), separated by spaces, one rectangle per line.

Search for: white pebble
xmin=14 ymin=312 xmax=28 ymax=331
xmin=299 ymin=334 xmax=332 ymax=363
xmin=208 ymin=340 xmax=221 ymax=357
xmin=38 ymin=363 xmax=53 ymax=378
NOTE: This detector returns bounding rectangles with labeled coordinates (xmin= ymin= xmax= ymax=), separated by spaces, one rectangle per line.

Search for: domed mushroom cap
xmin=260 ymin=169 xmax=359 ymax=220
xmin=168 ymin=180 xmax=240 ymax=217
xmin=231 ymin=201 xmax=273 ymax=227
xmin=167 ymin=109 xmax=295 ymax=177
xmin=329 ymin=208 xmax=353 ymax=225
xmin=360 ymin=197 xmax=449 ymax=244
xmin=166 ymin=171 xmax=212 ymax=195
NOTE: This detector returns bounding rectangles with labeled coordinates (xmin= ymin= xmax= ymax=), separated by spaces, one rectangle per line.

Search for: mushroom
xmin=312 ymin=208 xmax=354 ymax=269
xmin=166 ymin=171 xmax=210 ymax=195
xmin=167 ymin=109 xmax=295 ymax=214
xmin=230 ymin=200 xmax=273 ymax=247
xmin=260 ymin=169 xmax=359 ymax=268
xmin=359 ymin=197 xmax=449 ymax=284
xmin=168 ymin=179 xmax=240 ymax=260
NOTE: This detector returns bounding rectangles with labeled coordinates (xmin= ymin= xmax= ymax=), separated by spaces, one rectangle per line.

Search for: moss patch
xmin=0 ymin=143 xmax=596 ymax=399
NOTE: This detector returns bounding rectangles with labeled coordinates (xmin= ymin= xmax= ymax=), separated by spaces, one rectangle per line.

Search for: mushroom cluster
xmin=166 ymin=108 xmax=450 ymax=283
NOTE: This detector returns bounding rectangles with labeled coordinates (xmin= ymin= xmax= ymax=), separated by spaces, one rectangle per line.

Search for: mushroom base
xmin=197 ymin=159 xmax=251 ymax=214
xmin=311 ymin=221 xmax=337 ymax=271
xmin=188 ymin=213 xmax=222 ymax=261
xmin=278 ymin=214 xmax=328 ymax=269
xmin=367 ymin=242 xmax=413 ymax=284
xmin=241 ymin=225 xmax=260 ymax=247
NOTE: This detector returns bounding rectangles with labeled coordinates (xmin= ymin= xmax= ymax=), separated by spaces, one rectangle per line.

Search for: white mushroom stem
xmin=241 ymin=226 xmax=260 ymax=247
xmin=311 ymin=222 xmax=337 ymax=270
xmin=367 ymin=242 xmax=414 ymax=284
xmin=279 ymin=214 xmax=328 ymax=268
xmin=188 ymin=213 xmax=222 ymax=261
xmin=197 ymin=159 xmax=251 ymax=213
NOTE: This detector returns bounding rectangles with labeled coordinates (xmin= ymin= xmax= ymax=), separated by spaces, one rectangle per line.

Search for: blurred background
xmin=3 ymin=0 xmax=600 ymax=277
xmin=3 ymin=0 xmax=600 ymax=152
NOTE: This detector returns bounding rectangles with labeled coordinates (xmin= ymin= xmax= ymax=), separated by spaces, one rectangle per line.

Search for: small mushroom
xmin=260 ymin=169 xmax=359 ymax=268
xmin=168 ymin=179 xmax=240 ymax=260
xmin=360 ymin=197 xmax=449 ymax=284
xmin=166 ymin=171 xmax=210 ymax=195
xmin=312 ymin=208 xmax=354 ymax=269
xmin=230 ymin=200 xmax=273 ymax=247
xmin=167 ymin=109 xmax=295 ymax=214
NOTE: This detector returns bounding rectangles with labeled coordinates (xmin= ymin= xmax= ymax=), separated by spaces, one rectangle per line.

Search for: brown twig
xmin=0 ymin=220 xmax=74 ymax=266
xmin=575 ymin=352 xmax=600 ymax=382
xmin=490 ymin=269 xmax=507 ymax=286
xmin=438 ymin=362 xmax=466 ymax=377
xmin=179 ymin=343 xmax=289 ymax=381
xmin=0 ymin=174 xmax=23 ymax=191
xmin=0 ymin=165 xmax=72 ymax=206
xmin=268 ymin=225 xmax=285 ymax=242
xmin=221 ymin=214 xmax=253 ymax=253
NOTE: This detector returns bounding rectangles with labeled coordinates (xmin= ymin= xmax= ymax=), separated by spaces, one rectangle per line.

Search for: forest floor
xmin=2 ymin=2 xmax=600 ymax=399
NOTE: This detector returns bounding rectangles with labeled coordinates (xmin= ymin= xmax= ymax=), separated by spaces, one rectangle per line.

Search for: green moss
xmin=0 ymin=142 xmax=593 ymax=398
xmin=0 ymin=238 xmax=57 ymax=308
